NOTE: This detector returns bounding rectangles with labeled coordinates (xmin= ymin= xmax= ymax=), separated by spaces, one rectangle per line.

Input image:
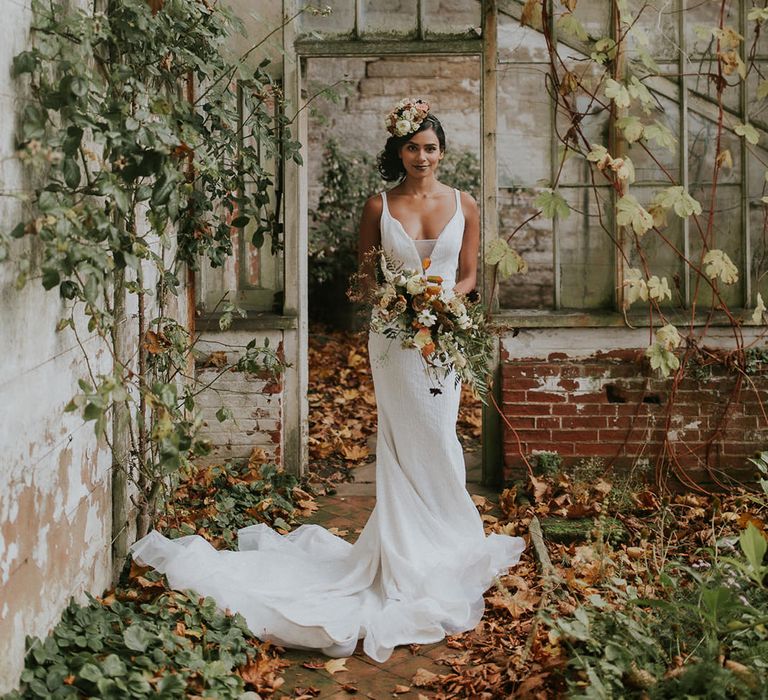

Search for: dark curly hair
xmin=377 ymin=114 xmax=447 ymax=182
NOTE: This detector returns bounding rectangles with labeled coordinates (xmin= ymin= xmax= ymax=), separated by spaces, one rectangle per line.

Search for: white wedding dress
xmin=130 ymin=188 xmax=525 ymax=662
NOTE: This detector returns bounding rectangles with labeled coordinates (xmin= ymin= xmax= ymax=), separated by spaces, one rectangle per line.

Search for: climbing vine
xmin=487 ymin=0 xmax=768 ymax=490
xmin=4 ymin=0 xmax=304 ymax=536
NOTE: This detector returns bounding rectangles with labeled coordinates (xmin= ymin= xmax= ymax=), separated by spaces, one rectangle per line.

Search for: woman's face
xmin=398 ymin=128 xmax=443 ymax=180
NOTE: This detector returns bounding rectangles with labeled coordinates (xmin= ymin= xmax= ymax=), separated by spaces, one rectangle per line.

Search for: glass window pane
xmin=748 ymin=145 xmax=768 ymax=302
xmin=497 ymin=188 xmax=553 ymax=309
xmin=498 ymin=7 xmax=549 ymax=64
xmin=497 ymin=65 xmax=551 ymax=187
xmin=684 ymin=0 xmax=739 ymax=58
xmin=564 ymin=0 xmax=610 ymax=40
xmin=688 ymin=104 xmax=742 ymax=185
xmin=423 ymin=0 xmax=481 ymax=37
xmin=628 ymin=76 xmax=681 ymax=184
xmin=297 ymin=0 xmax=356 ymax=36
xmin=689 ymin=183 xmax=744 ymax=308
xmin=360 ymin=0 xmax=418 ymax=37
xmin=627 ymin=186 xmax=686 ymax=309
xmin=559 ymin=186 xmax=615 ymax=309
xmin=627 ymin=0 xmax=679 ymax=62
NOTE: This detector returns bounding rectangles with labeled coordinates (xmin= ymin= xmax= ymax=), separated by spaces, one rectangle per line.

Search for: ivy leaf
xmin=485 ymin=238 xmax=528 ymax=278
xmin=604 ymin=78 xmax=631 ymax=108
xmin=647 ymin=275 xmax=671 ymax=301
xmin=623 ymin=267 xmax=648 ymax=307
xmin=645 ymin=324 xmax=682 ymax=377
xmin=124 ymin=624 xmax=153 ymax=653
xmin=616 ymin=194 xmax=653 ymax=235
xmin=703 ymin=249 xmax=739 ymax=284
xmin=654 ymin=186 xmax=702 ymax=219
xmin=752 ymin=292 xmax=766 ymax=324
xmin=735 ymin=121 xmax=760 ymax=145
xmin=557 ymin=12 xmax=589 ymax=42
xmin=62 ymin=157 xmax=81 ymax=189
xmin=12 ymin=50 xmax=38 ymax=76
xmin=534 ymin=189 xmax=570 ymax=219
xmin=616 ymin=116 xmax=644 ymax=143
xmin=627 ymin=76 xmax=654 ymax=113
xmin=646 ymin=343 xmax=680 ymax=377
xmin=216 ymin=406 xmax=232 ymax=422
xmin=643 ymin=121 xmax=677 ymax=151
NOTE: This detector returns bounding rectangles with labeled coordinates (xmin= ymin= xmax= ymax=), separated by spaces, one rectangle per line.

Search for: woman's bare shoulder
xmin=362 ymin=193 xmax=385 ymax=214
xmin=458 ymin=190 xmax=479 ymax=215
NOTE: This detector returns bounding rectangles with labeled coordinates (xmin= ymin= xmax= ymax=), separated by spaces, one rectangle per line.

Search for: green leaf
xmin=616 ymin=194 xmax=653 ymax=235
xmin=703 ymin=249 xmax=739 ymax=284
xmin=41 ymin=267 xmax=60 ymax=290
xmin=123 ymin=624 xmax=153 ymax=652
xmin=12 ymin=51 xmax=38 ymax=76
xmin=557 ymin=12 xmax=588 ymax=41
xmin=485 ymin=238 xmax=528 ymax=278
xmin=643 ymin=121 xmax=677 ymax=151
xmin=216 ymin=406 xmax=232 ymax=422
xmin=740 ymin=522 xmax=767 ymax=572
xmin=645 ymin=343 xmax=679 ymax=377
xmin=79 ymin=663 xmax=102 ymax=682
xmin=616 ymin=116 xmax=644 ymax=143
xmin=230 ymin=215 xmax=249 ymax=228
xmin=534 ymin=190 xmax=570 ymax=219
xmin=735 ymin=121 xmax=760 ymax=145
xmin=62 ymin=157 xmax=81 ymax=189
xmin=604 ymin=78 xmax=631 ymax=108
xmin=654 ymin=186 xmax=702 ymax=218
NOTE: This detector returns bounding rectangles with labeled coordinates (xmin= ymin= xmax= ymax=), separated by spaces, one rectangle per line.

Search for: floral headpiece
xmin=385 ymin=98 xmax=431 ymax=137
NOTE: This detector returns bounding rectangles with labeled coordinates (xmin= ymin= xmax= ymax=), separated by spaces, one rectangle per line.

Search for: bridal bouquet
xmin=366 ymin=252 xmax=494 ymax=401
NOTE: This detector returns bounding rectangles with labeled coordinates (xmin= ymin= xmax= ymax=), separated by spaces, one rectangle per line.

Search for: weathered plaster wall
xmin=0 ymin=0 xmax=114 ymax=691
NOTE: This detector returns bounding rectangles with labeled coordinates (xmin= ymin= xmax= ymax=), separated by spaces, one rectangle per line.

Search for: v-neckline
xmin=382 ymin=190 xmax=460 ymax=258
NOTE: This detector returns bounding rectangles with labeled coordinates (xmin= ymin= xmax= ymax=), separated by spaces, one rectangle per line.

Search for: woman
xmin=130 ymin=99 xmax=525 ymax=664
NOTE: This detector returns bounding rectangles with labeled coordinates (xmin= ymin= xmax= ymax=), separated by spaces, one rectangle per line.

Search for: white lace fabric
xmin=130 ymin=187 xmax=525 ymax=662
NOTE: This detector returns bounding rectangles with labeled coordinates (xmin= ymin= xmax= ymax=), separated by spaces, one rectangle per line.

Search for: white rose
xmin=406 ymin=275 xmax=427 ymax=295
xmin=395 ymin=119 xmax=412 ymax=136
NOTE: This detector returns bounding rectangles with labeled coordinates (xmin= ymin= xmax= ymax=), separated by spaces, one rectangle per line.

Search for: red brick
xmin=526 ymin=390 xmax=567 ymax=403
xmin=571 ymin=392 xmax=608 ymax=404
xmin=561 ymin=416 xmax=608 ymax=430
xmin=504 ymin=377 xmax=540 ymax=390
xmin=502 ymin=390 xmax=528 ymax=404
xmin=536 ymin=416 xmax=562 ymax=430
xmin=557 ymin=429 xmax=599 ymax=442
xmin=551 ymin=403 xmax=580 ymax=415
xmin=504 ymin=416 xmax=536 ymax=429
xmin=576 ymin=442 xmax=625 ymax=457
xmin=505 ymin=402 xmax=551 ymax=417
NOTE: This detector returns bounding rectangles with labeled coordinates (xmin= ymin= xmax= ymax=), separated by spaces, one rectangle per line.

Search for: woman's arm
xmin=356 ymin=195 xmax=383 ymax=296
xmin=453 ymin=191 xmax=480 ymax=296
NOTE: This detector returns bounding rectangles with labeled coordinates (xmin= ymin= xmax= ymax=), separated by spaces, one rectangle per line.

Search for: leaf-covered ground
xmin=307 ymin=326 xmax=483 ymax=481
xmin=7 ymin=329 xmax=767 ymax=699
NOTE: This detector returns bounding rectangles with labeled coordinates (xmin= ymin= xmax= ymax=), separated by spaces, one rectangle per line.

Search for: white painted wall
xmin=0 ymin=0 xmax=114 ymax=691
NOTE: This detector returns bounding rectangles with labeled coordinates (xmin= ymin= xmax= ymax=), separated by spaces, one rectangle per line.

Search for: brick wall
xmin=501 ymin=351 xmax=768 ymax=486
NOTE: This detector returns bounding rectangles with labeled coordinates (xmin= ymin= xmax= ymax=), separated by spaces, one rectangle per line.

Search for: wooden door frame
xmin=281 ymin=0 xmax=502 ymax=486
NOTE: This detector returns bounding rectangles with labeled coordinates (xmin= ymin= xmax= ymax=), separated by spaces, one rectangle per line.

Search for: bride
xmin=130 ymin=98 xmax=525 ymax=663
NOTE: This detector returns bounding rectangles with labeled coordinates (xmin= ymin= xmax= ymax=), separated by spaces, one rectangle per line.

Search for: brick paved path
xmin=278 ymin=450 xmax=498 ymax=699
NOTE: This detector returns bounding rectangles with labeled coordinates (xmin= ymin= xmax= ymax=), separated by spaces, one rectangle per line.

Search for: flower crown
xmin=385 ymin=98 xmax=431 ymax=137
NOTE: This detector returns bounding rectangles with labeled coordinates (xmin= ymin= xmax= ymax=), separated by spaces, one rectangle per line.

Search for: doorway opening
xmin=302 ymin=54 xmax=484 ymax=486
